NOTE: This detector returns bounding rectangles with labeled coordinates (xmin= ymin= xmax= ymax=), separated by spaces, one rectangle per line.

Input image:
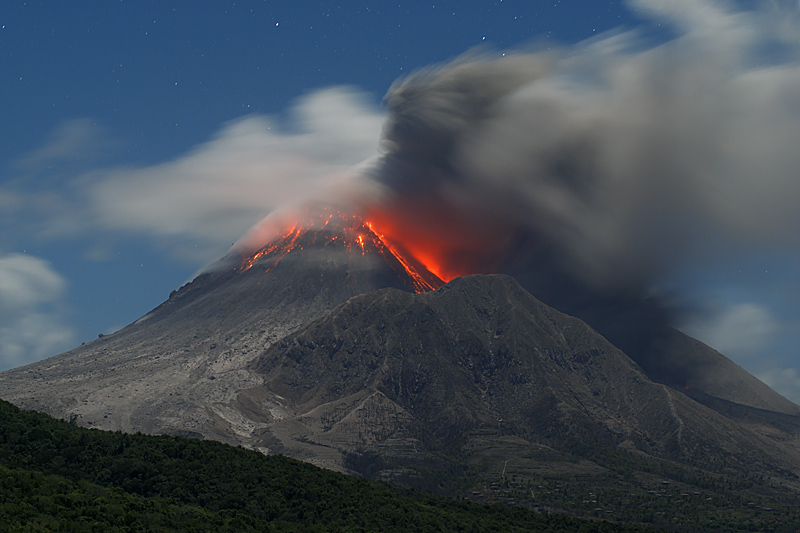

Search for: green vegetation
xmin=343 ymin=436 xmax=800 ymax=531
xmin=3 ymin=398 xmax=799 ymax=531
xmin=454 ymin=441 xmax=800 ymax=533
xmin=0 ymin=463 xmax=243 ymax=531
xmin=0 ymin=399 xmax=640 ymax=531
xmin=468 ymin=470 xmax=800 ymax=533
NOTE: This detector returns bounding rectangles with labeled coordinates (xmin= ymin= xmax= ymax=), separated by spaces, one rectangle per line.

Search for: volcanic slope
xmin=242 ymin=275 xmax=800 ymax=485
xmin=506 ymin=260 xmax=800 ymax=417
xmin=0 ymin=212 xmax=443 ymax=451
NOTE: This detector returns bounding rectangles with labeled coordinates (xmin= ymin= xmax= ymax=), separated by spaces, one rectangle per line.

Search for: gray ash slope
xmin=504 ymin=249 xmax=800 ymax=417
xmin=244 ymin=274 xmax=800 ymax=485
xmin=0 ymin=220 xmax=798 ymax=493
xmin=0 ymin=217 xmax=443 ymax=447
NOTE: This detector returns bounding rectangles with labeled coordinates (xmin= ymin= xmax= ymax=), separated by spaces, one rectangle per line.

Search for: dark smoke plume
xmin=365 ymin=0 xmax=800 ymax=362
xmin=232 ymin=0 xmax=800 ymax=370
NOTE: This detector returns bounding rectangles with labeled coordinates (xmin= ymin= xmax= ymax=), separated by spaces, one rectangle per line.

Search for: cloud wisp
xmin=8 ymin=88 xmax=384 ymax=263
xmin=759 ymin=366 xmax=800 ymax=405
xmin=0 ymin=253 xmax=75 ymax=370
xmin=680 ymin=302 xmax=779 ymax=361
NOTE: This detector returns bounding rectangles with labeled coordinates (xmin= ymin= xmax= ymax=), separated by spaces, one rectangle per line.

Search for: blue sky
xmin=2 ymin=1 xmax=800 ymax=403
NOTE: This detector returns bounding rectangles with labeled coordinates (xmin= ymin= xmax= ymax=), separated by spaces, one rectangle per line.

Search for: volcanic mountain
xmin=0 ymin=210 xmax=444 ymax=444
xmin=1 ymin=209 xmax=799 ymax=508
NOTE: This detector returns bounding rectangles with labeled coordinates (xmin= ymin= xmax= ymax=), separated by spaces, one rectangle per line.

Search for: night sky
xmin=2 ymin=1 xmax=800 ymax=403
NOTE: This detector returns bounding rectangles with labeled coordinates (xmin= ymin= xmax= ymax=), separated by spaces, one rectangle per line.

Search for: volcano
xmin=0 ymin=210 xmax=447 ymax=444
xmin=1 ymin=210 xmax=800 ymax=512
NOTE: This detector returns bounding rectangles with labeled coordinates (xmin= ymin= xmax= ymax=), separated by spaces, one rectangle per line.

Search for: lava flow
xmin=363 ymin=195 xmax=513 ymax=283
xmin=234 ymin=208 xmax=445 ymax=293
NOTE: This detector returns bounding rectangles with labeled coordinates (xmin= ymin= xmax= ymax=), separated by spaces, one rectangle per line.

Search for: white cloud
xmin=15 ymin=88 xmax=384 ymax=264
xmin=680 ymin=302 xmax=779 ymax=361
xmin=0 ymin=253 xmax=75 ymax=370
xmin=87 ymin=88 xmax=383 ymax=257
xmin=758 ymin=367 xmax=800 ymax=405
xmin=14 ymin=118 xmax=115 ymax=174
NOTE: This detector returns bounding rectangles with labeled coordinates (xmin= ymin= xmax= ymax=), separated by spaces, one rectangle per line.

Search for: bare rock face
xmin=0 ymin=216 xmax=443 ymax=455
xmin=639 ymin=328 xmax=800 ymax=415
xmin=242 ymin=275 xmax=800 ymax=483
xmin=1 ymin=218 xmax=799 ymax=493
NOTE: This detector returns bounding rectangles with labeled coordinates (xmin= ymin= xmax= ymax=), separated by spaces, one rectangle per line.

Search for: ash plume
xmin=234 ymin=0 xmax=800 ymax=364
xmin=375 ymin=3 xmax=800 ymax=291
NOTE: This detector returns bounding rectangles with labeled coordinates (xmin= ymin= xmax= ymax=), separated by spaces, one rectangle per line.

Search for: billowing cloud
xmin=0 ymin=253 xmax=75 ymax=370
xmin=318 ymin=0 xmax=800 ymax=370
xmin=367 ymin=2 xmax=800 ymax=293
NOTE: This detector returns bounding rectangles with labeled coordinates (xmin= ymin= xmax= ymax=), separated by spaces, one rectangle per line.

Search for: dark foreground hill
xmin=0 ymin=398 xmax=646 ymax=532
xmin=3 ymin=398 xmax=800 ymax=532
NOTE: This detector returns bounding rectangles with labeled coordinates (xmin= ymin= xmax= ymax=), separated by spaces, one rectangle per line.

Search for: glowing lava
xmin=363 ymin=221 xmax=440 ymax=292
xmin=234 ymin=208 xmax=444 ymax=293
xmin=237 ymin=225 xmax=303 ymax=273
xmin=364 ymin=195 xmax=514 ymax=283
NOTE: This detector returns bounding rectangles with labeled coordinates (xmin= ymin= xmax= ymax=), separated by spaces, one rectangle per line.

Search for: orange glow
xmin=364 ymin=221 xmax=440 ymax=292
xmin=235 ymin=208 xmax=446 ymax=293
xmin=364 ymin=196 xmax=513 ymax=282
xmin=236 ymin=224 xmax=303 ymax=274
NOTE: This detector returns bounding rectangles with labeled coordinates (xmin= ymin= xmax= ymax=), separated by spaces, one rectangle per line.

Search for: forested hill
xmin=0 ymin=398 xmax=640 ymax=532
